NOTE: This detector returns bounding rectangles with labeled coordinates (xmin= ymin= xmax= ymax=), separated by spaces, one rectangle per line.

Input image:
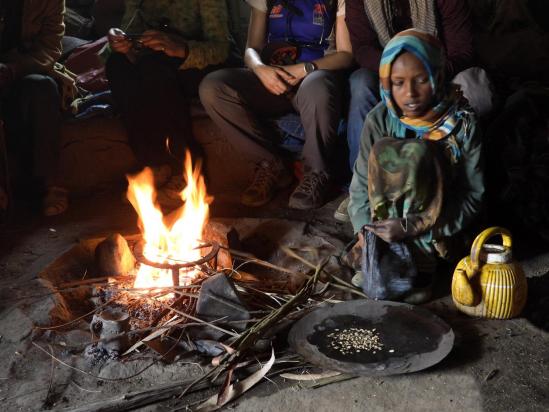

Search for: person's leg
xmin=199 ymin=68 xmax=295 ymax=206
xmin=334 ymin=68 xmax=380 ymax=220
xmin=452 ymin=67 xmax=494 ymax=117
xmin=13 ymin=74 xmax=67 ymax=215
xmin=347 ymin=68 xmax=380 ymax=170
xmin=16 ymin=75 xmax=62 ymax=187
xmin=158 ymin=65 xmax=227 ymax=200
xmin=199 ymin=68 xmax=293 ymax=163
xmin=105 ymin=53 xmax=141 ymax=121
xmin=134 ymin=53 xmax=199 ymax=170
xmin=106 ymin=52 xmax=193 ymax=171
xmin=288 ymin=70 xmax=345 ymax=209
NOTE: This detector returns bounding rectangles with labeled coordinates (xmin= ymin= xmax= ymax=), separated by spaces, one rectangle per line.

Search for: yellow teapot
xmin=451 ymin=227 xmax=527 ymax=319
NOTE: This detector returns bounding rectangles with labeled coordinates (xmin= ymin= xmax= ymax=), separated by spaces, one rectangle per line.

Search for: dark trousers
xmin=106 ymin=52 xmax=214 ymax=171
xmin=199 ymin=68 xmax=345 ymax=172
xmin=3 ymin=74 xmax=61 ymax=189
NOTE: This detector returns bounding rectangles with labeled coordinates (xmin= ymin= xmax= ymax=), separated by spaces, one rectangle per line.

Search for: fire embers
xmin=327 ymin=327 xmax=386 ymax=355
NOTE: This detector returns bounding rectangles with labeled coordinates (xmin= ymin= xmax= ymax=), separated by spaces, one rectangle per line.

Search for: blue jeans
xmin=346 ymin=68 xmax=380 ymax=171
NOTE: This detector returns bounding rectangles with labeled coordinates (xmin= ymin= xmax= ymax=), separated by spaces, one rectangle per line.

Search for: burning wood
xmin=126 ymin=150 xmax=212 ymax=294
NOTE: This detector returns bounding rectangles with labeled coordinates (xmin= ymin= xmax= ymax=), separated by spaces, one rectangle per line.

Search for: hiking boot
xmin=334 ymin=196 xmax=351 ymax=222
xmin=241 ymin=159 xmax=292 ymax=207
xmin=288 ymin=169 xmax=330 ymax=210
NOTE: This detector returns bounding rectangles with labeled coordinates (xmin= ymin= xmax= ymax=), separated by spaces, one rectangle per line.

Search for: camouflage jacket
xmin=121 ymin=0 xmax=231 ymax=70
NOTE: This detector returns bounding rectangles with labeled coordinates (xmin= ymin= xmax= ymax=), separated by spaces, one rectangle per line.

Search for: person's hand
xmin=108 ymin=28 xmax=132 ymax=54
xmin=363 ymin=218 xmax=407 ymax=243
xmin=253 ymin=64 xmax=294 ymax=95
xmin=280 ymin=63 xmax=307 ymax=86
xmin=140 ymin=30 xmax=187 ymax=58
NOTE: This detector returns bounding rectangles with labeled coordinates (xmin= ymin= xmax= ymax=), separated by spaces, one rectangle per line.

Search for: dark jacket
xmin=345 ymin=0 xmax=473 ymax=77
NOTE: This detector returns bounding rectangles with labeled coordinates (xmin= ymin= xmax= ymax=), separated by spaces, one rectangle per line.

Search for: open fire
xmin=126 ymin=151 xmax=212 ymax=295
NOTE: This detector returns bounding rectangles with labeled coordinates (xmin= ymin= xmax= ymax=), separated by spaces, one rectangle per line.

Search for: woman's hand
xmin=253 ymin=64 xmax=295 ymax=95
xmin=140 ymin=30 xmax=188 ymax=58
xmin=363 ymin=218 xmax=407 ymax=243
xmin=108 ymin=28 xmax=132 ymax=54
xmin=280 ymin=63 xmax=307 ymax=86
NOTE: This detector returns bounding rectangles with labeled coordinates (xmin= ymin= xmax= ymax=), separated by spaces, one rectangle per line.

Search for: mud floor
xmin=0 ymin=191 xmax=548 ymax=411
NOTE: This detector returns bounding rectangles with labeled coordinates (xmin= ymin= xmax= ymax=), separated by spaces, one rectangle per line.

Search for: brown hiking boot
xmin=288 ymin=169 xmax=330 ymax=210
xmin=241 ymin=159 xmax=292 ymax=207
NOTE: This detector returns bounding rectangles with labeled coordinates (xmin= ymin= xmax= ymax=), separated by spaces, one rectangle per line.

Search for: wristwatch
xmin=303 ymin=61 xmax=317 ymax=75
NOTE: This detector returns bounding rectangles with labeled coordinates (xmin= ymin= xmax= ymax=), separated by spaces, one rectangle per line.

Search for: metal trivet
xmin=133 ymin=240 xmax=220 ymax=287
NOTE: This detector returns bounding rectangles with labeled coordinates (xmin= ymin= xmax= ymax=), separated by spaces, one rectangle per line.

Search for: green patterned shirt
xmin=121 ymin=0 xmax=231 ymax=69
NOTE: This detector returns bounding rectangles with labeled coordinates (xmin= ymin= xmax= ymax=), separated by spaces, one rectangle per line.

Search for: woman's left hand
xmin=140 ymin=30 xmax=188 ymax=58
xmin=363 ymin=218 xmax=407 ymax=243
xmin=280 ymin=63 xmax=307 ymax=86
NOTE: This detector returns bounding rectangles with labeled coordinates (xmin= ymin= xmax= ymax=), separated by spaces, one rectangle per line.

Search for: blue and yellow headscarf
xmin=379 ymin=29 xmax=463 ymax=141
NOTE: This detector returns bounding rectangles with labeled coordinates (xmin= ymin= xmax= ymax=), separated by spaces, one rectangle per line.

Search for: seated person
xmin=199 ymin=0 xmax=353 ymax=210
xmin=1 ymin=0 xmax=68 ymax=216
xmin=106 ymin=0 xmax=234 ymax=197
xmin=348 ymin=29 xmax=484 ymax=302
xmin=337 ymin=0 xmax=491 ymax=221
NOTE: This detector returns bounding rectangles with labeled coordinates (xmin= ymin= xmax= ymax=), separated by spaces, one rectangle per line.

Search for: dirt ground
xmin=0 ymin=189 xmax=548 ymax=412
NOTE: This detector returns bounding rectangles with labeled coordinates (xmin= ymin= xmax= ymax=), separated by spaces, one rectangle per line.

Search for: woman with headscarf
xmin=348 ymin=29 xmax=484 ymax=302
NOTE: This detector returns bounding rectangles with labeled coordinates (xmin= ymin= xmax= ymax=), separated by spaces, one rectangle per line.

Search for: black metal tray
xmin=288 ymin=300 xmax=454 ymax=376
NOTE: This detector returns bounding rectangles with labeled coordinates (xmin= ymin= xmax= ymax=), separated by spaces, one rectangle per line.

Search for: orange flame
xmin=126 ymin=151 xmax=212 ymax=295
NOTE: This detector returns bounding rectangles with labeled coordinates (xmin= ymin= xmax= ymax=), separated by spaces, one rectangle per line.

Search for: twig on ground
xmin=71 ymin=380 xmax=102 ymax=393
xmin=153 ymin=299 xmax=240 ymax=338
xmin=34 ymin=298 xmax=116 ymax=331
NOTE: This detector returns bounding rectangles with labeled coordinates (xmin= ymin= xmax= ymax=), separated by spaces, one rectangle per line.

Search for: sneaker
xmin=43 ymin=186 xmax=69 ymax=216
xmin=351 ymin=271 xmax=363 ymax=288
xmin=288 ymin=169 xmax=330 ymax=210
xmin=334 ymin=196 xmax=350 ymax=222
xmin=241 ymin=159 xmax=292 ymax=207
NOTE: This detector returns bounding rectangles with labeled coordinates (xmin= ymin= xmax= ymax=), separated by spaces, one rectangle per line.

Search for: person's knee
xmin=453 ymin=67 xmax=493 ymax=116
xmin=199 ymin=70 xmax=238 ymax=108
xmin=199 ymin=71 xmax=223 ymax=105
xmin=105 ymin=53 xmax=132 ymax=79
xmin=349 ymin=68 xmax=379 ymax=100
xmin=19 ymin=74 xmax=59 ymax=104
xmin=297 ymin=71 xmax=340 ymax=108
xmin=137 ymin=53 xmax=178 ymax=78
